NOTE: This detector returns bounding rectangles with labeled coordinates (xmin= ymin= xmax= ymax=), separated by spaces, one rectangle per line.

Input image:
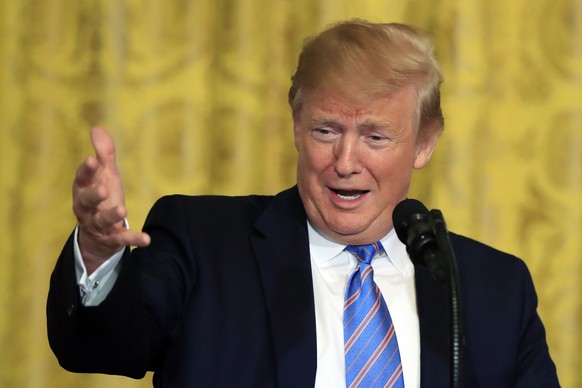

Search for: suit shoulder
xmin=450 ymin=232 xmax=538 ymax=314
xmin=449 ymin=232 xmax=528 ymax=273
xmin=151 ymin=193 xmax=274 ymax=217
xmin=143 ymin=193 xmax=280 ymax=236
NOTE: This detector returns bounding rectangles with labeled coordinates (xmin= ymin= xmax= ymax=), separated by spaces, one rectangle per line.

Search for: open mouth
xmin=332 ymin=189 xmax=369 ymax=200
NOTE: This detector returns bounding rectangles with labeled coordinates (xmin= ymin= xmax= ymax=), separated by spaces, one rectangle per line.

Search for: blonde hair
xmin=288 ymin=20 xmax=444 ymax=135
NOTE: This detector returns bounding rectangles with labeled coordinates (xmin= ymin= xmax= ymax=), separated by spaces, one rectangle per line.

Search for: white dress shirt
xmin=75 ymin=221 xmax=420 ymax=387
xmin=308 ymin=222 xmax=420 ymax=388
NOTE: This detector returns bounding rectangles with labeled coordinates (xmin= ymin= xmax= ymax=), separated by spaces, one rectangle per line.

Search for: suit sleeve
xmin=515 ymin=260 xmax=560 ymax=387
xmin=47 ymin=196 xmax=195 ymax=378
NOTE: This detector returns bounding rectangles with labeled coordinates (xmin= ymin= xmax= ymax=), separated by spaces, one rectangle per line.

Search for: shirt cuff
xmin=73 ymin=225 xmax=126 ymax=306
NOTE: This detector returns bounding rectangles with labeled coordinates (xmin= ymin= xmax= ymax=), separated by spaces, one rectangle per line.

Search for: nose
xmin=333 ymin=134 xmax=363 ymax=177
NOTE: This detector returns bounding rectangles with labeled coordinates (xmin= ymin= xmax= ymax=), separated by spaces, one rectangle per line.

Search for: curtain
xmin=0 ymin=0 xmax=580 ymax=386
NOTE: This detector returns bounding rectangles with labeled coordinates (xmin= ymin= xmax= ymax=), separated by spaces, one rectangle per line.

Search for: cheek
xmin=300 ymin=141 xmax=331 ymax=172
xmin=297 ymin=146 xmax=319 ymax=183
xmin=297 ymin=147 xmax=336 ymax=198
xmin=369 ymin=152 xmax=415 ymax=185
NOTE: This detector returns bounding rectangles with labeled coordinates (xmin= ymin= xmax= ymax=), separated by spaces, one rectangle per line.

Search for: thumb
xmin=91 ymin=126 xmax=118 ymax=166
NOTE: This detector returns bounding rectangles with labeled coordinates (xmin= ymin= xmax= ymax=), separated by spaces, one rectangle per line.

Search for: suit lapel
xmin=415 ymin=266 xmax=451 ymax=387
xmin=250 ymin=187 xmax=317 ymax=388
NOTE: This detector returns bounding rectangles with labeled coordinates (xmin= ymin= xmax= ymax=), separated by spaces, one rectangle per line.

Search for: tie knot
xmin=345 ymin=242 xmax=383 ymax=265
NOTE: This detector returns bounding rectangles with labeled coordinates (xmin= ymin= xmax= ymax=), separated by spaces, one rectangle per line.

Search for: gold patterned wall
xmin=0 ymin=0 xmax=580 ymax=387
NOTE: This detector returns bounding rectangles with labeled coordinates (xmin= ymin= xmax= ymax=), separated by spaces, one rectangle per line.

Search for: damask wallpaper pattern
xmin=0 ymin=1 xmax=580 ymax=387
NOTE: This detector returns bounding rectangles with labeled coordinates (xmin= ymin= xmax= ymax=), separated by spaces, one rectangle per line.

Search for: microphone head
xmin=392 ymin=198 xmax=448 ymax=282
xmin=392 ymin=198 xmax=430 ymax=243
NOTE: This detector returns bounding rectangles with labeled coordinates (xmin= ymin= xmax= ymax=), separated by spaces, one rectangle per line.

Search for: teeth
xmin=337 ymin=193 xmax=361 ymax=200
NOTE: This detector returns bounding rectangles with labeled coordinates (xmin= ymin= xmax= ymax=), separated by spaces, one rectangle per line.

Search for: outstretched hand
xmin=73 ymin=127 xmax=150 ymax=274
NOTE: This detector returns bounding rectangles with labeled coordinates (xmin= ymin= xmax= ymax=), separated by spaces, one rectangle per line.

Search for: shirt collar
xmin=307 ymin=221 xmax=412 ymax=274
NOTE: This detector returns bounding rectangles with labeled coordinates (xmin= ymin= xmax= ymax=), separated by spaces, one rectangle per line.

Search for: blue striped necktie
xmin=344 ymin=243 xmax=404 ymax=388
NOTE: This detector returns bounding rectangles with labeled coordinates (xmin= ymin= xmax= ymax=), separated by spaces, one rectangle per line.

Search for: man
xmin=47 ymin=20 xmax=559 ymax=387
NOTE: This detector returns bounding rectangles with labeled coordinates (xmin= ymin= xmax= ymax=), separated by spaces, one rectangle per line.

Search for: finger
xmin=75 ymin=185 xmax=110 ymax=212
xmin=74 ymin=156 xmax=100 ymax=187
xmin=112 ymin=230 xmax=151 ymax=248
xmin=90 ymin=126 xmax=118 ymax=167
xmin=78 ymin=229 xmax=150 ymax=264
xmin=92 ymin=205 xmax=127 ymax=231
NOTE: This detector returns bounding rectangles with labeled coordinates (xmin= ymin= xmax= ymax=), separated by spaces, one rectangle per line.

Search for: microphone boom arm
xmin=430 ymin=209 xmax=464 ymax=388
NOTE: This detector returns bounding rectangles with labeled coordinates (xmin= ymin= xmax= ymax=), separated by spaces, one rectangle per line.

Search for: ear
xmin=413 ymin=129 xmax=439 ymax=169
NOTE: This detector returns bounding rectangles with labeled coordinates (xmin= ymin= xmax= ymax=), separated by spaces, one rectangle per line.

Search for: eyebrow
xmin=358 ymin=119 xmax=392 ymax=131
xmin=310 ymin=116 xmax=392 ymax=129
xmin=311 ymin=117 xmax=337 ymax=126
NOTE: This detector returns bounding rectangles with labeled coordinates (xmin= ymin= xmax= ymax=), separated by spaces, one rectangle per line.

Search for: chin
xmin=325 ymin=220 xmax=370 ymax=239
xmin=322 ymin=211 xmax=392 ymax=243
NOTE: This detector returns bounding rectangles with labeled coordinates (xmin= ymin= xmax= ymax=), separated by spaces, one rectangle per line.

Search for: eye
xmin=364 ymin=133 xmax=390 ymax=148
xmin=312 ymin=127 xmax=339 ymax=142
xmin=316 ymin=128 xmax=333 ymax=135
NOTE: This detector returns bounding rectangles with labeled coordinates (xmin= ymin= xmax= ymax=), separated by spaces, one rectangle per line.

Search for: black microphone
xmin=392 ymin=198 xmax=447 ymax=282
xmin=393 ymin=198 xmax=464 ymax=388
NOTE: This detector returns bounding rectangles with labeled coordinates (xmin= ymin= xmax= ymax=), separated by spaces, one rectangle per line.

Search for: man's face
xmin=294 ymin=86 xmax=437 ymax=245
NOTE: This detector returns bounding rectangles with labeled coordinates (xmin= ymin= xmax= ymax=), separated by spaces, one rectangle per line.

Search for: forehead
xmin=300 ymin=86 xmax=419 ymax=125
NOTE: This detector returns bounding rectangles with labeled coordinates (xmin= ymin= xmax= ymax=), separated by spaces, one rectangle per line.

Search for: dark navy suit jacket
xmin=47 ymin=187 xmax=559 ymax=387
